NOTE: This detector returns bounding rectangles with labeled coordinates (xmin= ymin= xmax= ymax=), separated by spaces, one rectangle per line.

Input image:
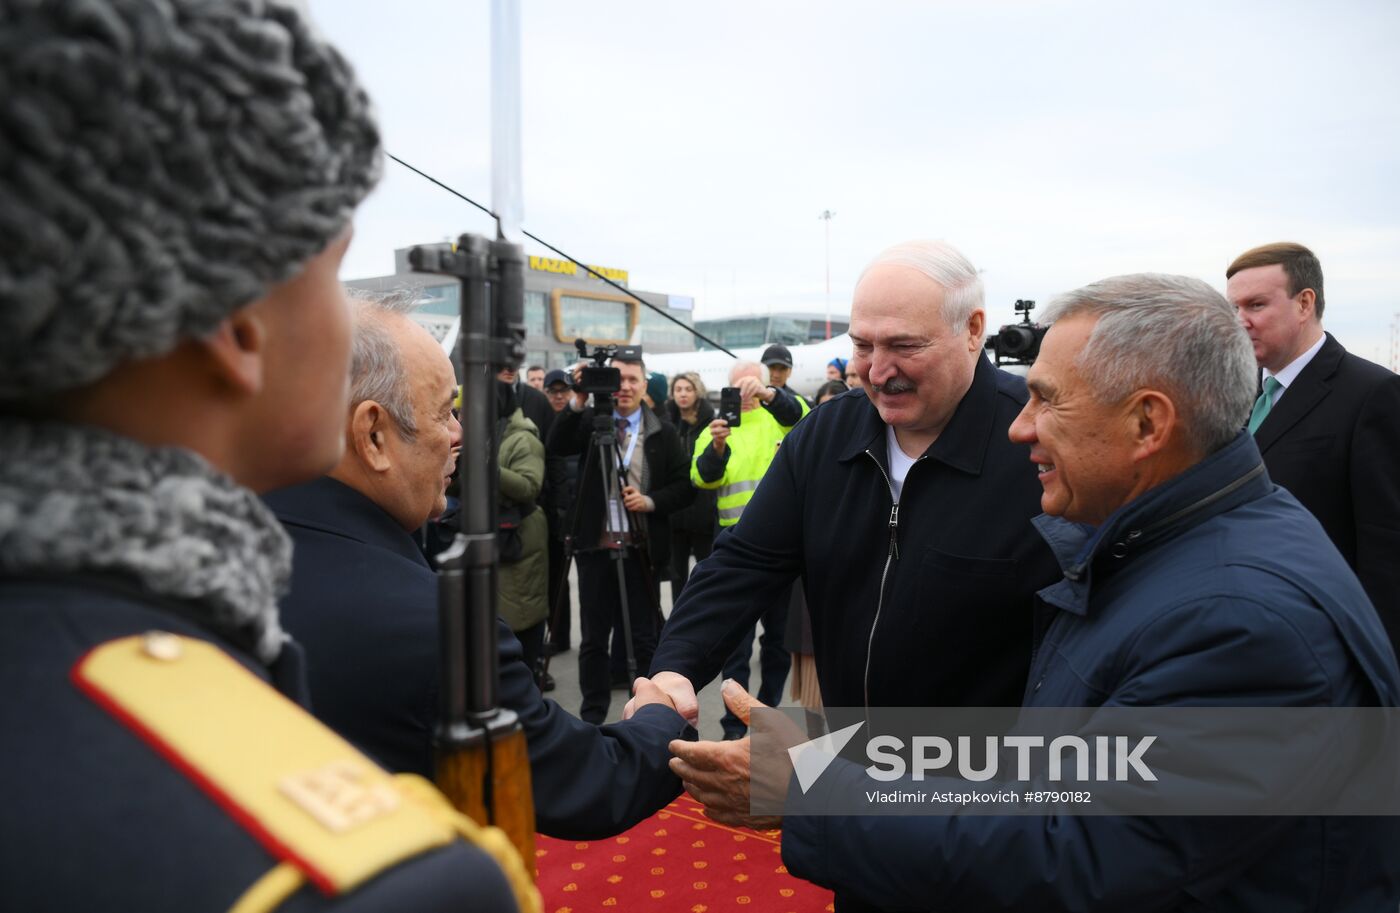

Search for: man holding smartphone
xmin=692 ymin=361 xmax=806 ymax=738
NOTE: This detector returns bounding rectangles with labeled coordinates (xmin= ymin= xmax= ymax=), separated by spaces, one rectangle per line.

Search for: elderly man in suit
xmin=1226 ymin=242 xmax=1400 ymax=652
xmin=264 ymin=294 xmax=693 ymax=838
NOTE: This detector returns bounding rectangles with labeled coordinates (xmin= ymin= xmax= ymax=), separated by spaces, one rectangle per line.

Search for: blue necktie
xmin=1247 ymin=376 xmax=1283 ymax=435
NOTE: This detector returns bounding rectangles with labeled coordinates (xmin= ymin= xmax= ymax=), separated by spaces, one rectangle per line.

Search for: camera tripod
xmin=544 ymin=397 xmax=659 ymax=697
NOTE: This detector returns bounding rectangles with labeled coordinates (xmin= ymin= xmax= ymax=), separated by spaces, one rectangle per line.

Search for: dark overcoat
xmin=265 ymin=477 xmax=693 ymax=839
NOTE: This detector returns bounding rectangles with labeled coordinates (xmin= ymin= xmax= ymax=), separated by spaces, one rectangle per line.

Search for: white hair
xmin=729 ymin=360 xmax=768 ymax=385
xmin=860 ymin=239 xmax=985 ymax=335
xmin=345 ymin=288 xmax=423 ymax=441
xmin=1043 ymin=274 xmax=1256 ymax=454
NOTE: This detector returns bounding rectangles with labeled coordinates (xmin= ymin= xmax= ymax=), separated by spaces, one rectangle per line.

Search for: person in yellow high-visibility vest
xmin=691 ymin=361 xmax=806 ymax=738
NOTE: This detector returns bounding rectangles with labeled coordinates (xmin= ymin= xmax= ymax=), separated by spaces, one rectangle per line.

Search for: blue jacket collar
xmin=837 ymin=354 xmax=999 ymax=476
xmin=263 ymin=476 xmax=430 ymax=570
xmin=1033 ymin=431 xmax=1270 ymax=616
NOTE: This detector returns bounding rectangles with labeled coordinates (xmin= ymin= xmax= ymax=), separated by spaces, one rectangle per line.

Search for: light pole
xmin=818 ymin=209 xmax=835 ymax=339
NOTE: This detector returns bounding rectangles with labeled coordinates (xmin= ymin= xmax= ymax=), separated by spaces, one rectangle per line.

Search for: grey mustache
xmin=874 ymin=378 xmax=916 ymax=395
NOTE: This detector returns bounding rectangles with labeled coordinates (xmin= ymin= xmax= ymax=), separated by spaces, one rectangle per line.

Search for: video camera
xmin=985 ymin=299 xmax=1048 ymax=367
xmin=572 ymin=339 xmax=643 ymax=397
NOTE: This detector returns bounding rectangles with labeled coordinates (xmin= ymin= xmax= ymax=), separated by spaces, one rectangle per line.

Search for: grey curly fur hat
xmin=0 ymin=0 xmax=382 ymax=399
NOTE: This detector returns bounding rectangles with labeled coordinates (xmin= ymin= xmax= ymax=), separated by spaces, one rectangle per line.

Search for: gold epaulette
xmin=72 ymin=632 xmax=540 ymax=913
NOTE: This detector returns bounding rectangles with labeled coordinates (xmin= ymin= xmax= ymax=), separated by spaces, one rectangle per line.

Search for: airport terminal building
xmin=693 ymin=312 xmax=849 ymax=350
xmin=346 ymin=244 xmax=698 ymax=370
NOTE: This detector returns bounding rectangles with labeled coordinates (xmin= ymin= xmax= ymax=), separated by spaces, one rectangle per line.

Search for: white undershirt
xmin=1262 ymin=333 xmax=1326 ymax=406
xmin=885 ymin=424 xmax=918 ymax=501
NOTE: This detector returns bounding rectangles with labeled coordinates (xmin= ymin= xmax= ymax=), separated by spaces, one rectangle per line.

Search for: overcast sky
xmin=309 ymin=0 xmax=1400 ymax=367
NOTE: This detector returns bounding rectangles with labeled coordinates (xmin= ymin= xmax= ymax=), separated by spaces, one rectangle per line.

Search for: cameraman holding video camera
xmin=548 ymin=351 xmax=694 ymax=724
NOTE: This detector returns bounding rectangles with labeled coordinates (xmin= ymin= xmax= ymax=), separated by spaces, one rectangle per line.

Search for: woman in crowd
xmin=814 ymin=379 xmax=849 ymax=405
xmin=496 ymin=383 xmax=550 ymax=680
xmin=663 ymin=372 xmax=717 ymax=601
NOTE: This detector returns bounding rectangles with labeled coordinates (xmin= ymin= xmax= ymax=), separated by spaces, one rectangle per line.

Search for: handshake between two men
xmin=624 ymin=673 xmax=786 ymax=832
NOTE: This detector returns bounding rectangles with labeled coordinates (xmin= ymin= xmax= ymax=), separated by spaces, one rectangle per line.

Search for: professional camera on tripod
xmin=566 ymin=339 xmax=647 ymax=552
xmin=985 ymin=299 xmax=1049 ymax=367
xmin=545 ymin=339 xmax=684 ymax=723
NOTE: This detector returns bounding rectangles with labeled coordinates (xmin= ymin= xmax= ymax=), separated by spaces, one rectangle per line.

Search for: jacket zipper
xmin=862 ymin=450 xmax=902 ymax=712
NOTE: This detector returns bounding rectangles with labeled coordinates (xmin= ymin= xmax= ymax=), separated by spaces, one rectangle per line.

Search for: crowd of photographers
xmin=488 ymin=330 xmax=880 ymax=724
xmin=476 ymin=343 xmax=835 ymax=724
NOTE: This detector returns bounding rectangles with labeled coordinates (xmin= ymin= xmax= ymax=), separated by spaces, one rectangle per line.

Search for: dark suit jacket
xmin=1255 ymin=332 xmax=1400 ymax=653
xmin=264 ymin=477 xmax=693 ymax=839
xmin=547 ymin=404 xmax=694 ymax=569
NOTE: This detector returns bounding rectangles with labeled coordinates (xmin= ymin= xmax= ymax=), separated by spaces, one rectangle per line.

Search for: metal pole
xmin=819 ymin=210 xmax=835 ymax=339
xmin=491 ymin=0 xmax=523 ymax=242
xmin=455 ymin=237 xmax=499 ymax=721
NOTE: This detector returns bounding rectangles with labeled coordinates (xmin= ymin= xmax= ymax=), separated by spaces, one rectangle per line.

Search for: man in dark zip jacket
xmin=640 ymin=244 xmax=1061 ymax=891
xmin=646 ymin=239 xmax=1058 ymax=709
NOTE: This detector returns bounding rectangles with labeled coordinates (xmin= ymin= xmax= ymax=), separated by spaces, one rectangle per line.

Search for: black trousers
xmin=576 ymin=549 xmax=658 ymax=724
xmin=668 ymin=525 xmax=715 ymax=603
xmin=516 ymin=620 xmax=545 ymax=679
xmin=720 ymin=596 xmax=791 ymax=737
xmin=545 ymin=534 xmax=571 ymax=647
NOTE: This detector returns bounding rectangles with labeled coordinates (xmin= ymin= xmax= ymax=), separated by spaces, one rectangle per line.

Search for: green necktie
xmin=1247 ymin=376 xmax=1283 ymax=435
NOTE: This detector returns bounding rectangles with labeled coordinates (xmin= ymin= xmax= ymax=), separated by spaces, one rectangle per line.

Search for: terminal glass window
xmin=694 ymin=317 xmax=767 ymax=350
xmin=767 ymin=317 xmax=812 ymax=347
xmin=808 ymin=318 xmax=848 ymax=341
xmin=414 ymin=284 xmax=460 ymax=317
xmin=638 ymin=306 xmax=694 ymax=348
xmin=694 ymin=315 xmax=849 ymax=349
xmin=557 ymin=294 xmax=631 ymax=342
xmin=524 ymin=291 xmax=547 ymax=336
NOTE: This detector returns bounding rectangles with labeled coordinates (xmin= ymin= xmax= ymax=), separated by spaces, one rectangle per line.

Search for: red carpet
xmin=536 ymin=795 xmax=834 ymax=912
